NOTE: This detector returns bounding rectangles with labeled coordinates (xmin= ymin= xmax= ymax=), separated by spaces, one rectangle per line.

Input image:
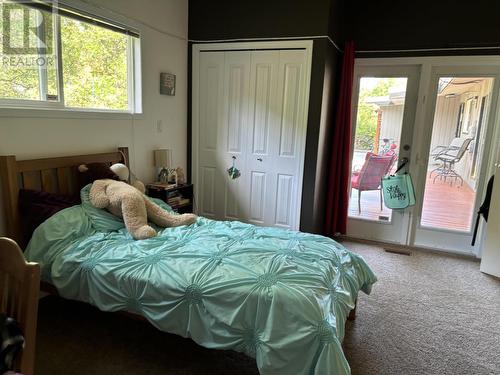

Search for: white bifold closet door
xmin=195 ymin=49 xmax=308 ymax=230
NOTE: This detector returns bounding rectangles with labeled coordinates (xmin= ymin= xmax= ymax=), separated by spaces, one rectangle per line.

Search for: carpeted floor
xmin=35 ymin=241 xmax=500 ymax=375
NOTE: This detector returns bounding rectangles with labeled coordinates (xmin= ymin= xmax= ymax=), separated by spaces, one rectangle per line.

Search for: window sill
xmin=0 ymin=106 xmax=144 ymax=120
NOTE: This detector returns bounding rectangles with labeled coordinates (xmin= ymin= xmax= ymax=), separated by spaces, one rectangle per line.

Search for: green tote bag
xmin=381 ymin=173 xmax=416 ymax=209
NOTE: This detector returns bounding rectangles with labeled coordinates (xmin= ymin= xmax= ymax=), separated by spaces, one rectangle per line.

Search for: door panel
xmin=348 ymin=76 xmax=408 ymax=223
xmin=202 ymin=67 xmax=220 ymax=151
xmin=279 ymin=64 xmax=301 ymax=157
xmin=245 ymin=50 xmax=307 ymax=229
xmin=200 ymin=167 xmax=216 ymax=217
xmin=226 ymin=64 xmax=247 ymax=153
xmin=221 ymin=52 xmax=251 ymax=221
xmin=246 ymin=50 xmax=279 ymax=226
xmin=347 ymin=65 xmax=420 ymax=244
xmin=275 ymin=174 xmax=294 ymax=227
xmin=251 ymin=63 xmax=273 ymax=155
xmin=412 ymin=68 xmax=500 ymax=254
xmin=198 ymin=52 xmax=225 ymax=219
xmin=480 ymin=165 xmax=500 ymax=277
xmin=249 ymin=171 xmax=267 ymax=223
xmin=225 ymin=181 xmax=242 ymax=219
xmin=271 ymin=51 xmax=308 ymax=229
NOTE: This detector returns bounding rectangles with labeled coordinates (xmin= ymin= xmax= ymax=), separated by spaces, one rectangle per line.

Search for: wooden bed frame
xmin=0 ymin=147 xmax=131 ymax=296
xmin=0 ymin=147 xmax=129 ymax=246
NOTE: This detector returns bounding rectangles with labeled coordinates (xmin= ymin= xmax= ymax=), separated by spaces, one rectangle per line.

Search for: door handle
xmin=257 ymin=158 xmax=262 ymax=162
xmin=395 ymin=157 xmax=409 ymax=173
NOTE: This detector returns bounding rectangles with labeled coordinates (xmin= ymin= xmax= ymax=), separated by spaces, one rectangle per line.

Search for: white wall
xmin=379 ymin=104 xmax=404 ymax=150
xmin=0 ymin=0 xmax=188 ymax=235
xmin=429 ymin=95 xmax=461 ymax=152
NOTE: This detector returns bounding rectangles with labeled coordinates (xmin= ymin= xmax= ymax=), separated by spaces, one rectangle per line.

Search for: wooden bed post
xmin=0 ymin=155 xmax=21 ymax=243
xmin=0 ymin=237 xmax=40 ymax=375
xmin=118 ymin=147 xmax=129 ymax=167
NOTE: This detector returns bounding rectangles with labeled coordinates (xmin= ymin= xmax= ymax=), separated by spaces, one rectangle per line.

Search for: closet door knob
xmin=257 ymin=158 xmax=263 ymax=162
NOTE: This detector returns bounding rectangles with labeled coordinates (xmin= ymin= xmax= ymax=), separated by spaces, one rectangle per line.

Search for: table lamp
xmin=154 ymin=149 xmax=172 ymax=183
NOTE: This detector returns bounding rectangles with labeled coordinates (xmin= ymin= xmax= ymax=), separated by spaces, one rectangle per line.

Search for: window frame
xmin=0 ymin=3 xmax=141 ymax=114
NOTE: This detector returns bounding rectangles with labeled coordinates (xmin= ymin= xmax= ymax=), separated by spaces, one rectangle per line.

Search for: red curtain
xmin=325 ymin=41 xmax=355 ymax=236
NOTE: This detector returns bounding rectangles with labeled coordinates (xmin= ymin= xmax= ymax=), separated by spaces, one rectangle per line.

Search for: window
xmin=0 ymin=1 xmax=140 ymax=112
xmin=455 ymin=103 xmax=464 ymax=137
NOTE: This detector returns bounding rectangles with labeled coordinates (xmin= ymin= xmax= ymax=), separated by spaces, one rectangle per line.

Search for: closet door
xmin=245 ymin=51 xmax=280 ymax=227
xmin=194 ymin=45 xmax=309 ymax=230
xmin=197 ymin=51 xmax=252 ymax=222
xmin=197 ymin=52 xmax=225 ymax=220
xmin=246 ymin=50 xmax=307 ymax=229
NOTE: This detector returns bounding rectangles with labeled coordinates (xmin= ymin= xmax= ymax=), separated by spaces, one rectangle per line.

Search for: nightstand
xmin=146 ymin=183 xmax=194 ymax=214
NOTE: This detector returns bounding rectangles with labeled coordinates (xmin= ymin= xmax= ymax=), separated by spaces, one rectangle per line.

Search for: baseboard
xmin=383 ymin=247 xmax=412 ymax=256
xmin=339 ymin=235 xmax=478 ymax=261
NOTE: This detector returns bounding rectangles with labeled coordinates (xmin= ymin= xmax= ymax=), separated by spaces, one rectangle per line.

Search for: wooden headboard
xmin=0 ymin=147 xmax=129 ymax=246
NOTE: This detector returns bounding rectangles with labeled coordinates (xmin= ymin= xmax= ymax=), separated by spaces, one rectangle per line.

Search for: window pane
xmin=60 ymin=17 xmax=128 ymax=110
xmin=420 ymin=77 xmax=495 ymax=232
xmin=0 ymin=4 xmax=57 ymax=101
xmin=349 ymin=77 xmax=408 ymax=221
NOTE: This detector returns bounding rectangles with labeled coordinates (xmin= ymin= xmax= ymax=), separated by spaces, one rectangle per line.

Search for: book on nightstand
xmin=146 ymin=183 xmax=194 ymax=214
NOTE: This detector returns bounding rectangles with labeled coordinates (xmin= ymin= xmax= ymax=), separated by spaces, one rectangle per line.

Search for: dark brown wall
xmin=345 ymin=0 xmax=500 ymax=54
xmin=189 ymin=0 xmax=331 ymax=40
xmin=328 ymin=0 xmax=345 ymax=46
xmin=304 ymin=41 xmax=341 ymax=233
xmin=300 ymin=39 xmax=327 ymax=233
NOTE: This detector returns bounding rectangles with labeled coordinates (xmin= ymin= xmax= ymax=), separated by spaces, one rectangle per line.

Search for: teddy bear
xmin=78 ymin=163 xmax=197 ymax=240
xmin=108 ymin=162 xmax=146 ymax=193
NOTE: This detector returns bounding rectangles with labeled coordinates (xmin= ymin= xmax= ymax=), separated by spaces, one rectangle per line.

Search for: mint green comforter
xmin=25 ymin=185 xmax=377 ymax=375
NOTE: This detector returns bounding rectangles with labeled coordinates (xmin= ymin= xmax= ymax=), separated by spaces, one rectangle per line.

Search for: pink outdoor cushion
xmin=351 ymin=152 xmax=394 ymax=191
xmin=351 ymin=174 xmax=360 ymax=189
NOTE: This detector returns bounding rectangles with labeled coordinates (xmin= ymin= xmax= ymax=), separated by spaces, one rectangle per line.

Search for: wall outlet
xmin=156 ymin=119 xmax=163 ymax=133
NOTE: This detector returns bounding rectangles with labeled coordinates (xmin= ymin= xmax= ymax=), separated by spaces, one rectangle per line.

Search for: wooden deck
xmin=348 ymin=189 xmax=393 ymax=222
xmin=348 ymin=174 xmax=475 ymax=231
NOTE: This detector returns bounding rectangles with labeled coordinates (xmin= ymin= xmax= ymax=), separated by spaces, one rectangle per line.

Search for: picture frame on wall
xmin=160 ymin=72 xmax=176 ymax=96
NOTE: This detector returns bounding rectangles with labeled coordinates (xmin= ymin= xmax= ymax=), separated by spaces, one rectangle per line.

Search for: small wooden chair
xmin=0 ymin=237 xmax=40 ymax=375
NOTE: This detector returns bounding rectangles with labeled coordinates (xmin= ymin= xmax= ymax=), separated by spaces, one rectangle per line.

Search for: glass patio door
xmin=347 ymin=65 xmax=420 ymax=244
xmin=411 ymin=66 xmax=500 ymax=254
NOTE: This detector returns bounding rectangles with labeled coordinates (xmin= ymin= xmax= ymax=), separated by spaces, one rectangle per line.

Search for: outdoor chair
xmin=351 ymin=153 xmax=396 ymax=213
xmin=429 ymin=137 xmax=473 ymax=186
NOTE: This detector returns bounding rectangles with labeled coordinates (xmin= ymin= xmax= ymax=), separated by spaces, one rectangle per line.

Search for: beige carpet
xmin=35 ymin=241 xmax=500 ymax=375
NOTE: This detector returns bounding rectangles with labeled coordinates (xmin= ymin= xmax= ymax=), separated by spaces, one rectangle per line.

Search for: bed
xmin=0 ymin=148 xmax=377 ymax=375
